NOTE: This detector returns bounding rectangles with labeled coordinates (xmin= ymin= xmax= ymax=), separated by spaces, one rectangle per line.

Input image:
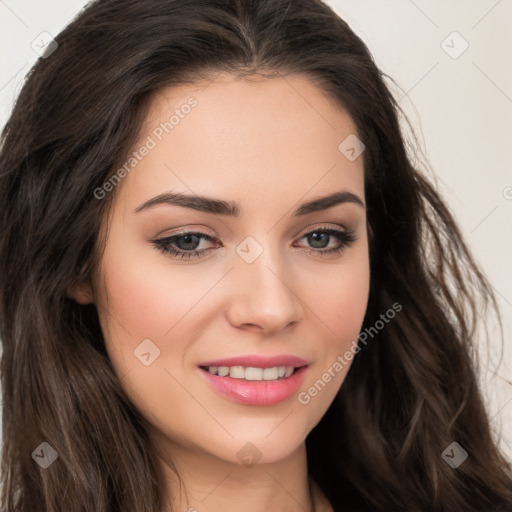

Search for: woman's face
xmin=86 ymin=72 xmax=369 ymax=465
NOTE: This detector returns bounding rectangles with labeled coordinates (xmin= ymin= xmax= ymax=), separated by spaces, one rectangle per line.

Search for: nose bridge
xmin=227 ymin=234 xmax=303 ymax=332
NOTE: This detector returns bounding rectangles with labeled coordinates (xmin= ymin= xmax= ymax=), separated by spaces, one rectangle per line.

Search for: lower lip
xmin=198 ymin=366 xmax=308 ymax=406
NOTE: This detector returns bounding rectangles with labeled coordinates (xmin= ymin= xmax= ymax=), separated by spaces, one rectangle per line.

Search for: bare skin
xmin=71 ymin=72 xmax=370 ymax=512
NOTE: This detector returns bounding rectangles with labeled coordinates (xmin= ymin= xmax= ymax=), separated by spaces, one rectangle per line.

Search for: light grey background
xmin=1 ymin=0 xmax=511 ymax=460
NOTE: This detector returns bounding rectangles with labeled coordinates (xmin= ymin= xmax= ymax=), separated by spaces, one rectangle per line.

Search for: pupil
xmin=309 ymin=232 xmax=328 ymax=249
xmin=177 ymin=234 xmax=200 ymax=250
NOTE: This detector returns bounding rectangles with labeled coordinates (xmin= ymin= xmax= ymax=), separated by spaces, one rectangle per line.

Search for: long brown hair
xmin=1 ymin=1 xmax=511 ymax=510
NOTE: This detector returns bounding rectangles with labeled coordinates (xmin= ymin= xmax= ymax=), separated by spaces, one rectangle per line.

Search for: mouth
xmin=199 ymin=364 xmax=301 ymax=381
xmin=197 ymin=356 xmax=309 ymax=406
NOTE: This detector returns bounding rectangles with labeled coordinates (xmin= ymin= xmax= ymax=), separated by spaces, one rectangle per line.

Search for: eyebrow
xmin=134 ymin=190 xmax=365 ymax=216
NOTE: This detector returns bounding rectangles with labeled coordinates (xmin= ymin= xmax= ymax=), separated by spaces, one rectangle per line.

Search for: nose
xmin=225 ymin=245 xmax=304 ymax=335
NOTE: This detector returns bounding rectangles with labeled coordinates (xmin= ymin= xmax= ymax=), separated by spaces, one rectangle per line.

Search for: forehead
xmin=140 ymin=72 xmax=357 ymax=145
xmin=117 ymin=72 xmax=364 ymax=212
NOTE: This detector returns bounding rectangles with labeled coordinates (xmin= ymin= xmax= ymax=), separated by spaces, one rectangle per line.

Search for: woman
xmin=0 ymin=0 xmax=511 ymax=511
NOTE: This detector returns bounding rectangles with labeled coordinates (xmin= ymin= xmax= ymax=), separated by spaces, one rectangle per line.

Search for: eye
xmin=294 ymin=226 xmax=357 ymax=256
xmin=151 ymin=231 xmax=219 ymax=260
xmin=151 ymin=225 xmax=357 ymax=261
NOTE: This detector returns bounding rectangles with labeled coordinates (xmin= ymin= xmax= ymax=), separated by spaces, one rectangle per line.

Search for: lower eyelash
xmin=152 ymin=228 xmax=357 ymax=260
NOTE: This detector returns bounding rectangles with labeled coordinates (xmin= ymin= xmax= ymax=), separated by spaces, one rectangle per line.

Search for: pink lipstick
xmin=197 ymin=354 xmax=308 ymax=406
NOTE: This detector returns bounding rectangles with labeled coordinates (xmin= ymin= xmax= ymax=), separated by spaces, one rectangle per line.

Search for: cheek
xmin=97 ymin=232 xmax=217 ymax=344
xmin=94 ymin=229 xmax=213 ymax=379
xmin=297 ymin=244 xmax=370 ymax=414
xmin=101 ymin=264 xmax=195 ymax=338
xmin=309 ymin=243 xmax=370 ymax=345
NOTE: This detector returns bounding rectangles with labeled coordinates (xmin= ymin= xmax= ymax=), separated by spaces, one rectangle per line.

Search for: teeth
xmin=204 ymin=365 xmax=297 ymax=381
xmin=217 ymin=366 xmax=229 ymax=376
xmin=262 ymin=367 xmax=278 ymax=380
xmin=245 ymin=367 xmax=263 ymax=380
xmin=230 ymin=366 xmax=245 ymax=379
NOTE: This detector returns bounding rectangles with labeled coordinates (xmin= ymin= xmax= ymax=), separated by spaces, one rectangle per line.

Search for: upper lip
xmin=198 ymin=354 xmax=309 ymax=368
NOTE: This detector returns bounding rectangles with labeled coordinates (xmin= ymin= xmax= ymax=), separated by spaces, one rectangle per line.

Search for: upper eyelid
xmin=157 ymin=223 xmax=349 ymax=240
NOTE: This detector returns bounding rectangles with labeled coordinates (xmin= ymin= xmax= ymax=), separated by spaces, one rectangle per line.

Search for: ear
xmin=66 ymin=266 xmax=94 ymax=305
xmin=67 ymin=280 xmax=94 ymax=305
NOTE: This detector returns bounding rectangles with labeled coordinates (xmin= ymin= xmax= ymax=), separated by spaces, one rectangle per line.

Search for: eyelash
xmin=151 ymin=226 xmax=357 ymax=260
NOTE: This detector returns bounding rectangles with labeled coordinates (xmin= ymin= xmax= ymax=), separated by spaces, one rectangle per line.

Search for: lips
xmin=197 ymin=354 xmax=309 ymax=406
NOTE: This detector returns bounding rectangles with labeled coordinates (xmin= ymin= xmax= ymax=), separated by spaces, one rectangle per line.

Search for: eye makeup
xmin=151 ymin=225 xmax=357 ymax=260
